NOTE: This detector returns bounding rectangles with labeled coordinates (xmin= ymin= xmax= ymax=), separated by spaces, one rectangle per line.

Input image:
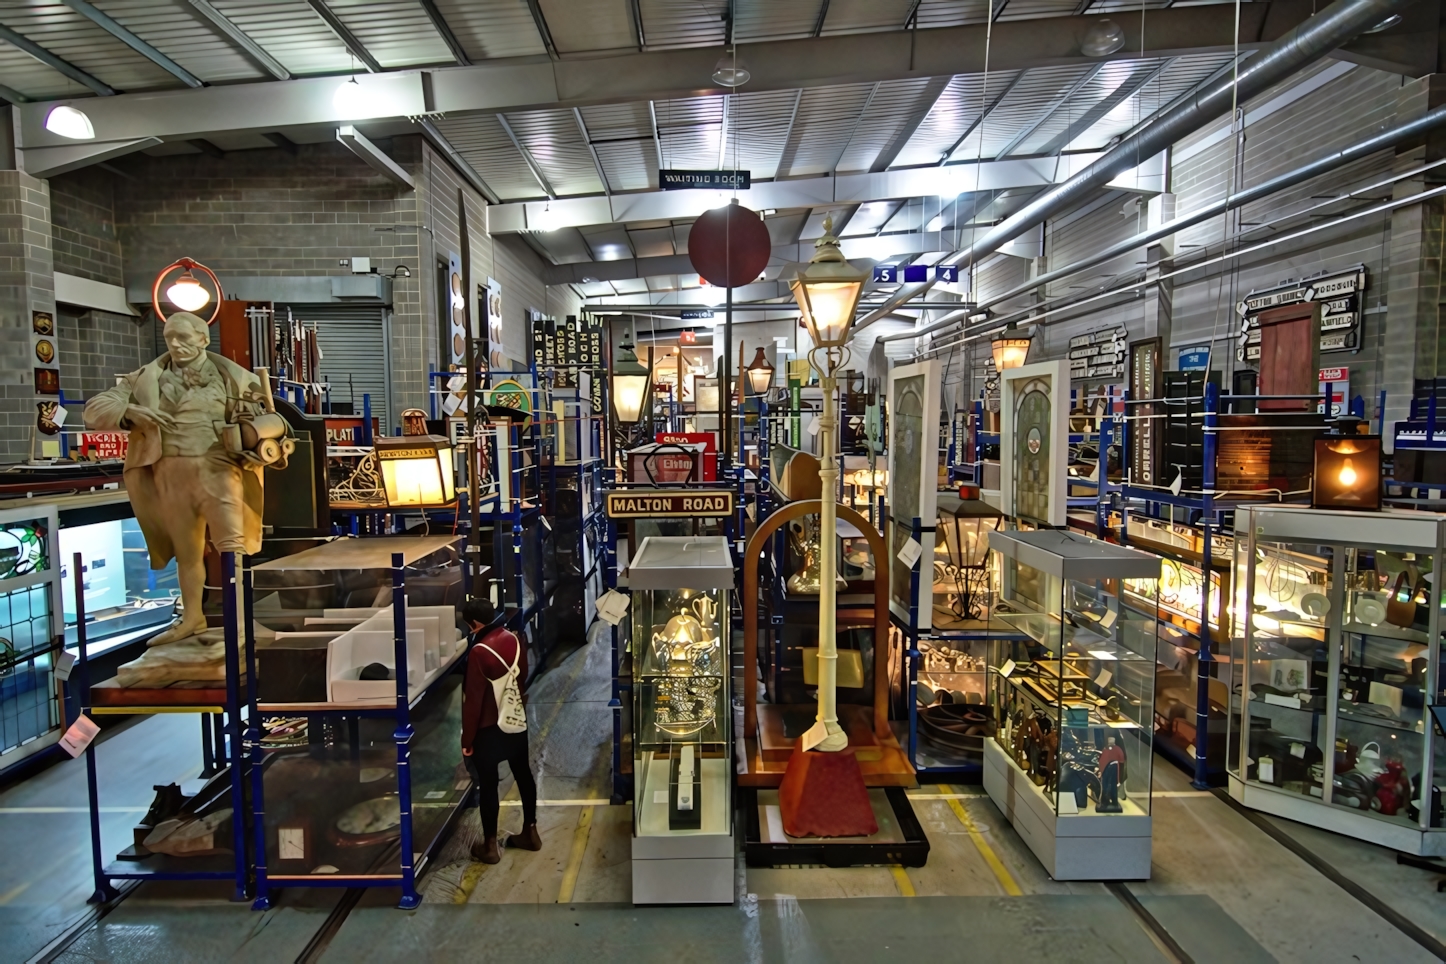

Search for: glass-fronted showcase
xmin=983 ymin=529 xmax=1160 ymax=879
xmin=627 ymin=535 xmax=734 ymax=904
xmin=1230 ymin=507 xmax=1445 ymax=855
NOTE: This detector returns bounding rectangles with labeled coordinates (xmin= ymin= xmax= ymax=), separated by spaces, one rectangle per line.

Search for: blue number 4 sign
xmin=935 ymin=265 xmax=959 ymax=283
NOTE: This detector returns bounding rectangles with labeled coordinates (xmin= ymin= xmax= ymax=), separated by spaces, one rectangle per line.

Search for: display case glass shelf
xmin=983 ymin=529 xmax=1160 ymax=880
xmin=1230 ymin=506 xmax=1445 ymax=856
xmin=627 ymin=535 xmax=734 ymax=904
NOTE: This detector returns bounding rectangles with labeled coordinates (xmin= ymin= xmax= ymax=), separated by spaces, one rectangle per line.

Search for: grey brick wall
xmin=0 ymin=171 xmax=55 ymax=460
xmin=58 ymin=307 xmax=152 ymax=397
xmin=50 ymin=169 xmax=123 ymax=285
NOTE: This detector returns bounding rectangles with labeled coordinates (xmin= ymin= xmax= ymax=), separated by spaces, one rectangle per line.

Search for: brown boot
xmin=512 ymin=823 xmax=543 ymax=851
xmin=470 ymin=835 xmax=501 ymax=864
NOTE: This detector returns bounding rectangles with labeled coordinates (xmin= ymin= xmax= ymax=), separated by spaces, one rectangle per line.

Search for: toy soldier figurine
xmin=85 ymin=311 xmax=282 ymax=646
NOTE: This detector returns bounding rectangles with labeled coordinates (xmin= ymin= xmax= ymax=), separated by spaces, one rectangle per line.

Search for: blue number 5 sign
xmin=872 ymin=265 xmax=897 ymax=283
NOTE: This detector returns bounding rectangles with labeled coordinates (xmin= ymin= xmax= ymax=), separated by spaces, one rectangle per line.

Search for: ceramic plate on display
xmin=1301 ymin=593 xmax=1331 ymax=619
xmin=1354 ymin=593 xmax=1387 ymax=626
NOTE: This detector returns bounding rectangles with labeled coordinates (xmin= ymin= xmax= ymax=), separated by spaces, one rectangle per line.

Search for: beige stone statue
xmin=85 ymin=311 xmax=277 ymax=646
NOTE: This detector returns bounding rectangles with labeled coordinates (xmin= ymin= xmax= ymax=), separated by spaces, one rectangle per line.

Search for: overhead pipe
xmin=881 ymin=102 xmax=1446 ymax=343
xmin=859 ymin=0 xmax=1419 ymax=334
xmin=953 ymin=0 xmax=1420 ymax=269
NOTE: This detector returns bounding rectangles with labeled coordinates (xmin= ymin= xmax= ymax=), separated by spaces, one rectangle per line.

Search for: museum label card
xmin=1094 ymin=669 xmax=1112 ymax=689
xmin=896 ymin=537 xmax=922 ymax=568
xmin=59 ymin=714 xmax=100 ymax=758
xmin=595 ymin=589 xmax=630 ymax=626
xmin=53 ymin=649 xmax=76 ymax=682
xmin=999 ymin=659 xmax=1017 ymax=678
xmin=800 ymin=719 xmax=828 ymax=752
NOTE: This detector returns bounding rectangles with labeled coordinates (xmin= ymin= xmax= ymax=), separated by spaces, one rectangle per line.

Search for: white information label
xmin=59 ymin=713 xmax=100 ymax=758
xmin=896 ymin=537 xmax=923 ymax=568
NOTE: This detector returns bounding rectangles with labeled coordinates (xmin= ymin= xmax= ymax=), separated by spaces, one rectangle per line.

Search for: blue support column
xmin=221 ymin=552 xmax=248 ymax=901
xmin=244 ymin=567 xmax=271 ymax=910
xmin=1193 ymin=381 xmax=1220 ymax=790
xmin=76 ymin=552 xmax=119 ymax=905
xmin=391 ymin=552 xmax=420 ymax=908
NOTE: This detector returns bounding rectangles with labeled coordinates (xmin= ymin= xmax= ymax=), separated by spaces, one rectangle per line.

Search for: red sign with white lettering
xmin=77 ymin=432 xmax=128 ymax=461
xmin=655 ymin=432 xmax=717 ymax=480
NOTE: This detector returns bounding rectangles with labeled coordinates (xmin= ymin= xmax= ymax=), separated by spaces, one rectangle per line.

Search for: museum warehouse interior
xmin=3 ymin=0 xmax=1446 ymax=961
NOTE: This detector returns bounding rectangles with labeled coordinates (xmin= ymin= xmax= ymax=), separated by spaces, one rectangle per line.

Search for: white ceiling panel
xmin=948 ymin=64 xmax=1095 ymax=160
xmin=653 ymin=95 xmax=724 ymax=170
xmin=0 ymin=41 xmax=89 ymax=100
xmin=503 ymin=107 xmax=604 ymax=195
xmin=433 ymin=0 xmax=547 ymax=59
xmin=636 ymin=0 xmax=726 ymax=49
xmin=538 ymin=0 xmax=636 ymax=53
xmin=833 ymin=76 xmax=936 ymax=173
xmin=579 ymin=223 xmax=635 ymax=260
xmin=842 ymin=200 xmax=903 ymax=236
xmin=821 ymin=0 xmax=915 ymax=35
xmin=734 ymin=0 xmax=822 ymax=43
xmin=726 ymin=88 xmax=802 ymax=180
xmin=1067 ymin=51 xmax=1238 ymax=151
xmin=92 ymin=0 xmax=266 ymax=83
xmin=580 ymin=101 xmax=658 ymax=191
xmin=1009 ymin=57 xmax=1159 ymax=156
xmin=996 ymin=0 xmax=1081 ymax=20
xmin=0 ymin=1 xmax=177 ymax=92
xmin=891 ymin=70 xmax=1020 ymax=167
xmin=431 ymin=111 xmax=544 ymax=199
xmin=327 ymin=0 xmax=456 ymax=67
xmin=777 ymin=82 xmax=875 ymax=177
xmin=530 ymin=226 xmax=596 ymax=264
xmin=913 ymin=0 xmax=991 ymax=28
xmin=210 ymin=0 xmax=353 ymax=76
xmin=628 ymin=226 xmax=677 ymax=257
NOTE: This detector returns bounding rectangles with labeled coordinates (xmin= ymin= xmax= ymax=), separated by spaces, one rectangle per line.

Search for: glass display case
xmin=983 ymin=529 xmax=1160 ymax=880
xmin=1230 ymin=506 xmax=1446 ymax=855
xmin=627 ymin=535 xmax=734 ymax=905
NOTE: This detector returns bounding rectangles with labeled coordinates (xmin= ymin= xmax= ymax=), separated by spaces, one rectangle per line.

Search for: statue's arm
xmin=83 ymin=374 xmax=137 ymax=430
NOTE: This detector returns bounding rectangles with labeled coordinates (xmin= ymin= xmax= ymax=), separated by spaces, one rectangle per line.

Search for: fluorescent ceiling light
xmin=45 ymin=105 xmax=94 ymax=140
xmin=333 ymin=76 xmax=367 ymax=119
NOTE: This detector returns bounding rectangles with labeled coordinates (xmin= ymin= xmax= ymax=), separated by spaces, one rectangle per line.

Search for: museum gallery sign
xmin=604 ymin=490 xmax=734 ymax=518
xmin=1237 ymin=266 xmax=1365 ymax=361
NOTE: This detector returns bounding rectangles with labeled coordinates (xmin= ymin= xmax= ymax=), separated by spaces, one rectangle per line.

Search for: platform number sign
xmin=935 ymin=265 xmax=959 ymax=284
xmin=873 ymin=265 xmax=898 ymax=283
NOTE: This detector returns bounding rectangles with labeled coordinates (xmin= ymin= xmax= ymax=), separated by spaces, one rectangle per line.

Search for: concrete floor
xmin=12 ymin=624 xmax=1446 ymax=964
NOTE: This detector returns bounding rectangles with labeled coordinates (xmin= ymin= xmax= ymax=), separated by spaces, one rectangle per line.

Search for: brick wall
xmin=57 ymin=307 xmax=152 ymax=397
xmin=0 ymin=171 xmax=55 ymax=460
xmin=50 ymin=169 xmax=122 ymax=285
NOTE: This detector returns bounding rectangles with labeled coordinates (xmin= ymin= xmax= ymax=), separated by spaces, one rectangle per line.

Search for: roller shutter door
xmin=275 ymin=303 xmax=390 ymax=421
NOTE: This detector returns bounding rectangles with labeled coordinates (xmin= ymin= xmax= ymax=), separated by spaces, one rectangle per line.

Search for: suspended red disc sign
xmin=688 ymin=200 xmax=770 ymax=289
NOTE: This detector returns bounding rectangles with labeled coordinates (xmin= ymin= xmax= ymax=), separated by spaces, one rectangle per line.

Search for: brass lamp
xmin=792 ymin=218 xmax=864 ymax=351
xmin=745 ymin=347 xmax=775 ymax=394
xmin=789 ymin=215 xmax=865 ymax=754
xmin=1313 ymin=417 xmax=1381 ymax=510
xmin=375 ymin=435 xmax=457 ymax=506
xmin=990 ymin=323 xmax=1032 ymax=371
xmin=611 ymin=340 xmax=652 ymax=424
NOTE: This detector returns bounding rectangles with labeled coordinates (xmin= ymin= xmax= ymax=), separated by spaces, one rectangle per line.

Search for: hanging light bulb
xmin=166 ymin=267 xmax=210 ymax=312
xmin=1338 ymin=458 xmax=1357 ymax=488
xmin=45 ymin=105 xmax=94 ymax=140
xmin=333 ymin=75 xmax=367 ymax=119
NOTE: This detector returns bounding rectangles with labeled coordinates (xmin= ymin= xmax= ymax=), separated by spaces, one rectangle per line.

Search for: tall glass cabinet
xmin=1231 ymin=506 xmax=1445 ymax=855
xmin=627 ymin=535 xmax=735 ymax=903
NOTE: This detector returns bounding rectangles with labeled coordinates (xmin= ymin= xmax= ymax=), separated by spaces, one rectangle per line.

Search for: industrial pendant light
xmin=745 ymin=347 xmax=774 ymax=394
xmin=712 ymin=46 xmax=750 ymax=87
xmin=612 ymin=337 xmax=652 ymax=424
xmin=990 ymin=324 xmax=1033 ymax=371
xmin=167 ymin=267 xmax=210 ymax=312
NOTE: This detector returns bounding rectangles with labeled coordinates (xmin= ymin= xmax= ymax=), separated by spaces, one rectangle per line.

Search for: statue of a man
xmin=85 ymin=311 xmax=273 ymax=645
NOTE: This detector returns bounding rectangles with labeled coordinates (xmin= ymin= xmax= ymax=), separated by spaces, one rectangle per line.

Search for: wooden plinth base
xmin=778 ymin=745 xmax=878 ymax=838
xmin=738 ymin=705 xmax=916 ymax=788
xmin=759 ymin=704 xmax=880 ymax=762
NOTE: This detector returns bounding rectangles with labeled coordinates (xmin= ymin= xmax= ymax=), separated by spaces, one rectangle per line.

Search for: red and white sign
xmin=1318 ymin=366 xmax=1349 ymax=416
xmin=680 ymin=329 xmax=697 ymax=345
xmin=656 ymin=432 xmax=718 ymax=480
xmin=77 ymin=432 xmax=128 ymax=461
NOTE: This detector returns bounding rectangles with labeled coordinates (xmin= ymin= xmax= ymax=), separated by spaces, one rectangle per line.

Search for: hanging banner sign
xmin=660 ymin=170 xmax=750 ymax=190
xmin=680 ymin=310 xmax=713 ymax=320
xmin=605 ymin=489 xmax=734 ymax=518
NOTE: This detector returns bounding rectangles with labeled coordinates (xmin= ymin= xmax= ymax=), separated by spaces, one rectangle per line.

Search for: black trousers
xmin=469 ymin=725 xmax=537 ymax=838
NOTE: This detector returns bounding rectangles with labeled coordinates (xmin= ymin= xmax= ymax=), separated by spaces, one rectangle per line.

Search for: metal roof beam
xmin=337 ymin=125 xmax=415 ymax=188
xmin=490 ymin=150 xmax=1165 ymax=231
xmin=417 ymin=117 xmax=499 ymax=203
xmin=495 ymin=113 xmax=557 ymax=198
xmin=573 ymin=107 xmax=610 ymax=195
xmin=813 ymin=0 xmax=831 ymax=37
xmin=18 ymin=3 xmax=1410 ymax=153
xmin=871 ymin=73 xmax=952 ymax=172
xmin=0 ymin=82 xmax=30 ymax=105
xmin=185 ymin=0 xmax=290 ymax=80
xmin=306 ymin=0 xmax=383 ymax=73
xmin=417 ymin=0 xmax=471 ymax=67
xmin=61 ymin=0 xmax=203 ymax=88
xmin=526 ymin=0 xmax=559 ymax=59
xmin=0 ymin=23 xmax=114 ymax=96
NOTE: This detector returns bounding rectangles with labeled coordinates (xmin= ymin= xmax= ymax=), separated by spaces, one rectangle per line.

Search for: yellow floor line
xmin=0 ymin=881 xmax=30 ymax=905
xmin=889 ymin=865 xmax=916 ymax=897
xmin=453 ymin=861 xmax=488 ymax=904
xmin=940 ymin=784 xmax=1023 ymax=897
xmin=556 ymin=806 xmax=594 ymax=904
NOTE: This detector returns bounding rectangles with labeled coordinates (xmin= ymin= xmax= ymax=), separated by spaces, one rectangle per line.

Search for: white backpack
xmin=479 ymin=638 xmax=528 ymax=734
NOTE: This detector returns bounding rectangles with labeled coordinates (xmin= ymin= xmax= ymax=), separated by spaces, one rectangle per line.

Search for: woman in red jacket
xmin=460 ymin=599 xmax=541 ymax=863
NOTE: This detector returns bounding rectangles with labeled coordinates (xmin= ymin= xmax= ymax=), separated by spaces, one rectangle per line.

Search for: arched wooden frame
xmin=743 ymin=499 xmax=890 ymax=742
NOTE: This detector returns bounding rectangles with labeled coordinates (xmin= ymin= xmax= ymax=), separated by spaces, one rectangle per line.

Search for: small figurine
xmin=1097 ymin=734 xmax=1127 ymax=813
